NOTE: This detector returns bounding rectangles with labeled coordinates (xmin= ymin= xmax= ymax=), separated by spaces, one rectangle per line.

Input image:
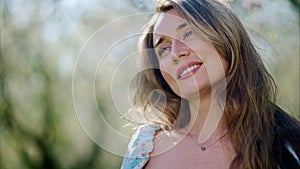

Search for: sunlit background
xmin=1 ymin=0 xmax=299 ymax=169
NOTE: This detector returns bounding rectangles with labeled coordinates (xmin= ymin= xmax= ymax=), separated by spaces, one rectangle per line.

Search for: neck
xmin=185 ymin=91 xmax=226 ymax=143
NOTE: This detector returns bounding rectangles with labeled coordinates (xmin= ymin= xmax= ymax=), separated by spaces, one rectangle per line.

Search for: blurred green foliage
xmin=289 ymin=0 xmax=300 ymax=11
xmin=1 ymin=0 xmax=299 ymax=169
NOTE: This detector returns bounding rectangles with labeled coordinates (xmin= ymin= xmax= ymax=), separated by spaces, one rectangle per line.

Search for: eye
xmin=182 ymin=30 xmax=193 ymax=41
xmin=157 ymin=45 xmax=171 ymax=57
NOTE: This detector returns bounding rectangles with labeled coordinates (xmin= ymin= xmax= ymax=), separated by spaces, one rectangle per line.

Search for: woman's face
xmin=153 ymin=9 xmax=228 ymax=99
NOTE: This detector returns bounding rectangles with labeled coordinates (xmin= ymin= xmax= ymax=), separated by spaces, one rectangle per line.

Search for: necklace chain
xmin=188 ymin=132 xmax=229 ymax=151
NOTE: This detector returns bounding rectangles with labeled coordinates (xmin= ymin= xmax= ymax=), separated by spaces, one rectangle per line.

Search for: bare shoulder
xmin=144 ymin=130 xmax=188 ymax=169
xmin=144 ymin=129 xmax=236 ymax=169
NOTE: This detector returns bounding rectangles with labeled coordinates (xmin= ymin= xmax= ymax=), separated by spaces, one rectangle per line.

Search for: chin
xmin=174 ymin=83 xmax=212 ymax=100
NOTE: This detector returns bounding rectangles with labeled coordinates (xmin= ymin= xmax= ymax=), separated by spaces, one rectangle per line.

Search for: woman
xmin=121 ymin=0 xmax=300 ymax=168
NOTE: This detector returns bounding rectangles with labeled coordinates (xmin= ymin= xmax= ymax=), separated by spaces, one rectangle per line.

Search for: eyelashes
xmin=157 ymin=45 xmax=171 ymax=57
xmin=182 ymin=30 xmax=193 ymax=41
xmin=156 ymin=30 xmax=194 ymax=57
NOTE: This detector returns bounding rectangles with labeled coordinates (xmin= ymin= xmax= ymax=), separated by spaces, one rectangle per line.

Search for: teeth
xmin=180 ymin=64 xmax=200 ymax=78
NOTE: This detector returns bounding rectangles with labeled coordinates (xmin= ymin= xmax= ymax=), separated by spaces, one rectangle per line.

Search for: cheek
xmin=161 ymin=71 xmax=181 ymax=96
xmin=159 ymin=63 xmax=176 ymax=86
xmin=161 ymin=71 xmax=176 ymax=85
xmin=218 ymin=54 xmax=229 ymax=74
xmin=158 ymin=59 xmax=176 ymax=79
xmin=204 ymin=54 xmax=229 ymax=84
xmin=159 ymin=62 xmax=181 ymax=94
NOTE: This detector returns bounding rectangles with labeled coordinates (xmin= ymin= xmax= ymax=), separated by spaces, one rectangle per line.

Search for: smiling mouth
xmin=178 ymin=63 xmax=202 ymax=79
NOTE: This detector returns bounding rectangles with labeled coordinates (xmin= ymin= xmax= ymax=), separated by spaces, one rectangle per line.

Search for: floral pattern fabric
xmin=121 ymin=124 xmax=161 ymax=169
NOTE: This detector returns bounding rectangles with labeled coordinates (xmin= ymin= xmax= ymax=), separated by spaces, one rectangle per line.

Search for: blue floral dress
xmin=121 ymin=124 xmax=161 ymax=169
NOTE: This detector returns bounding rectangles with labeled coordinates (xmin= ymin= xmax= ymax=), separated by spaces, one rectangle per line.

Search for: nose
xmin=171 ymin=39 xmax=190 ymax=61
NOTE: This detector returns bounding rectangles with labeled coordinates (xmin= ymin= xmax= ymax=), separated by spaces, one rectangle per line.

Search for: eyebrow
xmin=176 ymin=22 xmax=187 ymax=31
xmin=154 ymin=37 xmax=164 ymax=48
xmin=153 ymin=22 xmax=187 ymax=48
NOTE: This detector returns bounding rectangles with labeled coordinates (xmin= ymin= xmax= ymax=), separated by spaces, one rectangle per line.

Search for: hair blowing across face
xmin=132 ymin=0 xmax=300 ymax=169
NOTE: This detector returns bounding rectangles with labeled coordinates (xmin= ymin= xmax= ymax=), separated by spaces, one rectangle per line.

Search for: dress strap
xmin=121 ymin=124 xmax=161 ymax=169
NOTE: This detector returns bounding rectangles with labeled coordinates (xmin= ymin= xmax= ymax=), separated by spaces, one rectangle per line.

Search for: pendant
xmin=200 ymin=146 xmax=206 ymax=151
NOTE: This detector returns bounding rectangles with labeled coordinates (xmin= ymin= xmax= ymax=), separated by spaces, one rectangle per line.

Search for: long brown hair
xmin=132 ymin=0 xmax=298 ymax=168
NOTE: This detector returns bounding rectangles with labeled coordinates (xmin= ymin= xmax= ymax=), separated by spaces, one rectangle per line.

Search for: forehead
xmin=153 ymin=9 xmax=186 ymax=38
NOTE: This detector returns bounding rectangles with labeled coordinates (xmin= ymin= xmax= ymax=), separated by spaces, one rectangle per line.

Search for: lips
xmin=177 ymin=61 xmax=203 ymax=80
